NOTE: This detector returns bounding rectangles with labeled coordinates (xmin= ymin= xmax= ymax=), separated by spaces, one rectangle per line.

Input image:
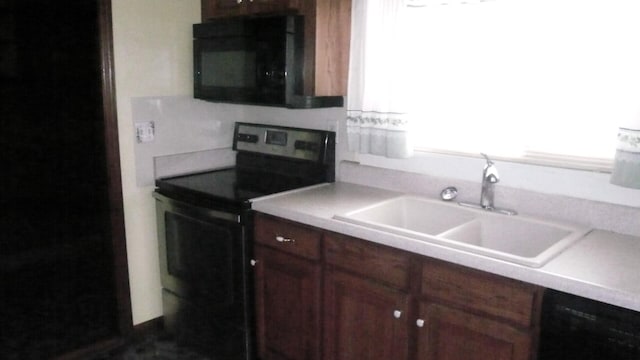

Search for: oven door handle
xmin=153 ymin=192 xmax=241 ymax=224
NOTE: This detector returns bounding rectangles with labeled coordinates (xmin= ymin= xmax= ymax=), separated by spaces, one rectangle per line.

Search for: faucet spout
xmin=480 ymin=153 xmax=499 ymax=209
xmin=458 ymin=153 xmax=517 ymax=215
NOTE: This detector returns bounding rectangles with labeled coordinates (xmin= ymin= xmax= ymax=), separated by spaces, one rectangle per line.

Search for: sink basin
xmin=333 ymin=195 xmax=590 ymax=267
xmin=438 ymin=215 xmax=590 ymax=267
xmin=333 ymin=196 xmax=476 ymax=236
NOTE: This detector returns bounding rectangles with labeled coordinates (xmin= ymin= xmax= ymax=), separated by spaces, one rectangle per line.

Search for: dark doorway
xmin=0 ymin=0 xmax=131 ymax=358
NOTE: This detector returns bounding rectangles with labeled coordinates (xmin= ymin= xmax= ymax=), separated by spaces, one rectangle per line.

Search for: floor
xmin=1 ymin=239 xmax=118 ymax=360
xmin=89 ymin=334 xmax=214 ymax=360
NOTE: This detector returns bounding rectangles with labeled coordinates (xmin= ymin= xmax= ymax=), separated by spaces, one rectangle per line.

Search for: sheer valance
xmin=346 ymin=0 xmax=412 ymax=158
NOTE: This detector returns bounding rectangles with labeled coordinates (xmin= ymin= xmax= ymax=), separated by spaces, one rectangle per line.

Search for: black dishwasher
xmin=539 ymin=289 xmax=640 ymax=359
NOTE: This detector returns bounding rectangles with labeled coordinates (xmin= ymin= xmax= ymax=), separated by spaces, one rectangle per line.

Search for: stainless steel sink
xmin=333 ymin=195 xmax=591 ymax=267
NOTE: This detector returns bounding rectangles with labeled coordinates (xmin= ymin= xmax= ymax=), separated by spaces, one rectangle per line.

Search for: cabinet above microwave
xmin=198 ymin=0 xmax=351 ymax=108
xmin=201 ymin=0 xmax=299 ymax=19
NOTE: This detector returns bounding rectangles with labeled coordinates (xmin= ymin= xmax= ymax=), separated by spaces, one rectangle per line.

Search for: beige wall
xmin=111 ymin=0 xmax=200 ymax=325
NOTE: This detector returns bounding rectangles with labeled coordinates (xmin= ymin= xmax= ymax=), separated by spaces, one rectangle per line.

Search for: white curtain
xmin=611 ymin=116 xmax=640 ymax=189
xmin=346 ymin=0 xmax=412 ymax=158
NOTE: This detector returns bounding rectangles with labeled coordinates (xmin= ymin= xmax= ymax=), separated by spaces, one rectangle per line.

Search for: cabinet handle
xmin=393 ymin=310 xmax=402 ymax=319
xmin=275 ymin=235 xmax=295 ymax=243
xmin=237 ymin=0 xmax=242 ymax=4
xmin=250 ymin=259 xmax=258 ymax=266
xmin=416 ymin=319 xmax=425 ymax=328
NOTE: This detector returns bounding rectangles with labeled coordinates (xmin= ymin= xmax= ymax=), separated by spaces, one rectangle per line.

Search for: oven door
xmin=153 ymin=192 xmax=249 ymax=319
xmin=154 ymin=192 xmax=253 ymax=358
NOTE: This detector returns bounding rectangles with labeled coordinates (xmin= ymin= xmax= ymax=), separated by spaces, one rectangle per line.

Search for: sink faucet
xmin=458 ymin=153 xmax=517 ymax=216
xmin=480 ymin=153 xmax=499 ymax=209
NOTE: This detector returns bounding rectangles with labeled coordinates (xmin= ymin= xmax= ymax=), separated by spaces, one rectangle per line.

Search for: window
xmin=404 ymin=0 xmax=640 ymax=170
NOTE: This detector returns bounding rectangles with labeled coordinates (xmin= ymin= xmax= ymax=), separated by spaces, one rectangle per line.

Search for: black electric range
xmin=153 ymin=122 xmax=335 ymax=359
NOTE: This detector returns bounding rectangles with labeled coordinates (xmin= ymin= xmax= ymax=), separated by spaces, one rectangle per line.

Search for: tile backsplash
xmin=132 ymin=95 xmax=346 ymax=186
xmin=132 ymin=96 xmax=240 ymax=186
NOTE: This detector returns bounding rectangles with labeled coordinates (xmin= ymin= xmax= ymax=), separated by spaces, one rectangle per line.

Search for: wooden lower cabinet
xmin=323 ymin=270 xmax=410 ymax=360
xmin=253 ymin=245 xmax=322 ymax=360
xmin=416 ymin=303 xmax=533 ymax=360
xmin=253 ymin=214 xmax=542 ymax=360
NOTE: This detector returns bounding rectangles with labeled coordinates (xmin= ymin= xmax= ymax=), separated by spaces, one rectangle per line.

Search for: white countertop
xmin=251 ymin=182 xmax=640 ymax=313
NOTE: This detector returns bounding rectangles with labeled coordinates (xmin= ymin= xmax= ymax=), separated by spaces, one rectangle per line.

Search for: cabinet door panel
xmin=254 ymin=245 xmax=321 ymax=360
xmin=255 ymin=214 xmax=322 ymax=260
xmin=249 ymin=0 xmax=295 ymax=14
xmin=324 ymin=232 xmax=411 ymax=290
xmin=201 ymin=0 xmax=244 ymax=20
xmin=421 ymin=258 xmax=541 ymax=327
xmin=324 ymin=270 xmax=410 ymax=360
xmin=416 ymin=303 xmax=532 ymax=360
xmin=202 ymin=0 xmax=296 ymax=20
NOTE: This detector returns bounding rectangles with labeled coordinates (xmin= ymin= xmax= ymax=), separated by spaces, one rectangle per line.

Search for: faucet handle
xmin=480 ymin=153 xmax=493 ymax=165
xmin=480 ymin=153 xmax=499 ymax=183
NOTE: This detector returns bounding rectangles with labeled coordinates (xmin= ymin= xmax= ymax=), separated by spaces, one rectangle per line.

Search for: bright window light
xmin=405 ymin=0 xmax=640 ymax=169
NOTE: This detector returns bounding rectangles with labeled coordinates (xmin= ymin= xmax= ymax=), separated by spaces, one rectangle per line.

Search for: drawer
xmin=254 ymin=214 xmax=322 ymax=260
xmin=421 ymin=258 xmax=541 ymax=327
xmin=324 ymin=232 xmax=411 ymax=290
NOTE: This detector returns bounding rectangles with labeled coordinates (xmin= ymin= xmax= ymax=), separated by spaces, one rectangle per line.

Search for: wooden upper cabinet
xmin=201 ymin=0 xmax=300 ymax=20
xmin=300 ymin=0 xmax=352 ymax=96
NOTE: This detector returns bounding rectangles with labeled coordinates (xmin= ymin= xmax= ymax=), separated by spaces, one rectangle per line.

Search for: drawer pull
xmin=393 ymin=310 xmax=402 ymax=319
xmin=275 ymin=235 xmax=295 ymax=243
xmin=416 ymin=319 xmax=425 ymax=328
xmin=250 ymin=259 xmax=258 ymax=266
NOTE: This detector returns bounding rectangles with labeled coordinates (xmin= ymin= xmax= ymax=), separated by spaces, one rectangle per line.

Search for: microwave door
xmin=194 ymin=38 xmax=258 ymax=102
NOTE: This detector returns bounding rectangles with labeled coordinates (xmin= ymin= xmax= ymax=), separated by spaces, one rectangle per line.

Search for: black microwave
xmin=193 ymin=16 xmax=343 ymax=109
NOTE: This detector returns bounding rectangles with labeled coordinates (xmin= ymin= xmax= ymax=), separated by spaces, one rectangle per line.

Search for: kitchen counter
xmin=251 ymin=182 xmax=640 ymax=313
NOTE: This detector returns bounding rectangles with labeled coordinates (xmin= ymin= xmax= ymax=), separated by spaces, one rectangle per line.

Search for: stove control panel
xmin=233 ymin=122 xmax=333 ymax=162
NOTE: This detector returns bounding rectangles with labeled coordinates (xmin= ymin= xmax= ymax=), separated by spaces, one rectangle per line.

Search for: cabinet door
xmin=202 ymin=0 xmax=295 ymax=20
xmin=201 ymin=0 xmax=244 ymax=19
xmin=248 ymin=0 xmax=296 ymax=14
xmin=415 ymin=303 xmax=533 ymax=360
xmin=324 ymin=270 xmax=410 ymax=360
xmin=254 ymin=244 xmax=322 ymax=360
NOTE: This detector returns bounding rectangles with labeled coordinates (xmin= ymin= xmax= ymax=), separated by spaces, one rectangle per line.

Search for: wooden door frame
xmin=98 ymin=0 xmax=133 ymax=337
xmin=54 ymin=1 xmax=132 ymax=358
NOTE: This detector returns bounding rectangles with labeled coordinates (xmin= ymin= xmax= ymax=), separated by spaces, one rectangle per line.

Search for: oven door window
xmin=164 ymin=212 xmax=236 ymax=306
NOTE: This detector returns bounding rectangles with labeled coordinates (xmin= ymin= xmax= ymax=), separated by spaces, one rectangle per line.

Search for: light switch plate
xmin=135 ymin=121 xmax=155 ymax=143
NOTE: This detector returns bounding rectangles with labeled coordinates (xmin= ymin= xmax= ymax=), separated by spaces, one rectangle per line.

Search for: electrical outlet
xmin=135 ymin=121 xmax=155 ymax=143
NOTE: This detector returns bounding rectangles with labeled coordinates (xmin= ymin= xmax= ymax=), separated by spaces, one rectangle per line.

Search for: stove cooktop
xmin=155 ymin=168 xmax=258 ymax=212
xmin=154 ymin=167 xmax=318 ymax=213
